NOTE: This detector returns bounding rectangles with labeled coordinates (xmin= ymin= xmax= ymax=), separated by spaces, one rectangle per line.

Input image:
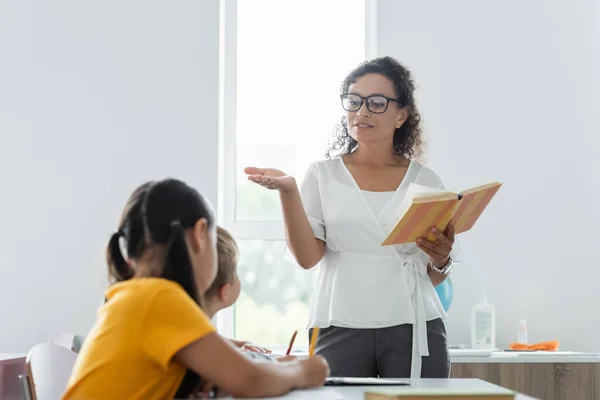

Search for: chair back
xmin=25 ymin=343 xmax=77 ymax=400
xmin=48 ymin=333 xmax=77 ymax=352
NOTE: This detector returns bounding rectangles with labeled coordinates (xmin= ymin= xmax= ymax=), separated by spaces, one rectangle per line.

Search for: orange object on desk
xmin=508 ymin=340 xmax=559 ymax=351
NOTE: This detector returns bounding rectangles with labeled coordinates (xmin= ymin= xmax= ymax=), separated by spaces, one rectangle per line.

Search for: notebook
xmin=365 ymin=378 xmax=515 ymax=400
xmin=325 ymin=377 xmax=410 ymax=386
xmin=382 ymin=181 xmax=502 ymax=245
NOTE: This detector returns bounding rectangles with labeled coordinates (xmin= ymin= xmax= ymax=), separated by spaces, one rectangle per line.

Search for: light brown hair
xmin=205 ymin=226 xmax=239 ymax=298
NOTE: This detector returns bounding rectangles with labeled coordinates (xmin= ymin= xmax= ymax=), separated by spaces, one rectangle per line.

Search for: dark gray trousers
xmin=309 ymin=318 xmax=450 ymax=378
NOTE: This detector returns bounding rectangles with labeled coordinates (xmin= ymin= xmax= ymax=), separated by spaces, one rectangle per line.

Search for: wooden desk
xmin=451 ymin=352 xmax=600 ymax=400
xmin=0 ymin=354 xmax=27 ymax=400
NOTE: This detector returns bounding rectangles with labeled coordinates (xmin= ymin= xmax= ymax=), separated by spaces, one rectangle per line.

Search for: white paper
xmin=280 ymin=387 xmax=344 ymax=399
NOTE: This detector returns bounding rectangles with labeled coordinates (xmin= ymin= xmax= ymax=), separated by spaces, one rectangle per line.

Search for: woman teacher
xmin=245 ymin=56 xmax=458 ymax=379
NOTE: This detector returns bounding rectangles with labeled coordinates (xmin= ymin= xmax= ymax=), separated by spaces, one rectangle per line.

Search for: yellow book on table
xmin=365 ymin=378 xmax=515 ymax=400
xmin=382 ymin=181 xmax=502 ymax=246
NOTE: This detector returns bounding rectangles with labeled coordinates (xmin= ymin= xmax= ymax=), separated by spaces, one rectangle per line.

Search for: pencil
xmin=309 ymin=327 xmax=319 ymax=357
xmin=285 ymin=330 xmax=298 ymax=355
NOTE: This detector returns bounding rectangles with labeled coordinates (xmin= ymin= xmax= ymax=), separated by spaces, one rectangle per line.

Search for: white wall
xmin=0 ymin=0 xmax=219 ymax=352
xmin=377 ymin=0 xmax=600 ymax=351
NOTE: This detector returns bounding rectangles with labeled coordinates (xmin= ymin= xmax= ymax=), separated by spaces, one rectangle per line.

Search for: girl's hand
xmin=241 ymin=342 xmax=271 ymax=354
xmin=298 ymin=355 xmax=330 ymax=388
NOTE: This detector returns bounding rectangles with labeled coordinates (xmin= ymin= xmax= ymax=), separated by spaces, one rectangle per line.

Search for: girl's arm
xmin=175 ymin=332 xmax=329 ymax=398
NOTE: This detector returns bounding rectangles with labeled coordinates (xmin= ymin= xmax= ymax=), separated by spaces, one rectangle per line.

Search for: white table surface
xmin=237 ymin=379 xmax=537 ymax=400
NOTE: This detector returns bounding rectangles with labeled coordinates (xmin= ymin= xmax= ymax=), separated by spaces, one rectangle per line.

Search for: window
xmin=234 ymin=240 xmax=316 ymax=348
xmin=218 ymin=0 xmax=368 ymax=347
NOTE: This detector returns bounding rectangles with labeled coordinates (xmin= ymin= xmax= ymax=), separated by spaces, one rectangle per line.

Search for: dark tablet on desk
xmin=325 ymin=377 xmax=410 ymax=386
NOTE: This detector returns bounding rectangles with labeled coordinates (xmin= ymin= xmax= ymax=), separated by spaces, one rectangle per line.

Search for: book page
xmin=383 ymin=183 xmax=459 ymax=245
xmin=413 ymin=191 xmax=458 ymax=203
xmin=387 ymin=183 xmax=450 ymax=226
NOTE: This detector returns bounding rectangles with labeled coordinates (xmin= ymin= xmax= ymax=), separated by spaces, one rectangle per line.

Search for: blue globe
xmin=435 ymin=277 xmax=453 ymax=312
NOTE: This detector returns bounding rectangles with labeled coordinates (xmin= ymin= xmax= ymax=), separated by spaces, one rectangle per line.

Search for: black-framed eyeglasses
xmin=340 ymin=93 xmax=401 ymax=114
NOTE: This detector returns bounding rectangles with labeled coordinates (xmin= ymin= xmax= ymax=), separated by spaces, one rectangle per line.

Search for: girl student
xmin=62 ymin=178 xmax=329 ymax=400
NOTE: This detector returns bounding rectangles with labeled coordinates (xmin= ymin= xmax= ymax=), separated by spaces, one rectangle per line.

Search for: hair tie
xmin=170 ymin=220 xmax=182 ymax=230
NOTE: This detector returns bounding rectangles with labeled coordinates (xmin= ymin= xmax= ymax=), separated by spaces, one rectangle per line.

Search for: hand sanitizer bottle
xmin=518 ymin=319 xmax=528 ymax=344
xmin=471 ymin=293 xmax=496 ymax=349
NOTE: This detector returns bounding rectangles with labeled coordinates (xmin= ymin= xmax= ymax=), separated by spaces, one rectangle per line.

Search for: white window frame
xmin=216 ymin=0 xmax=378 ymax=339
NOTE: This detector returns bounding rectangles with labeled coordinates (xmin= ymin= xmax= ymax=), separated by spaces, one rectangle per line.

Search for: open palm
xmin=244 ymin=167 xmax=297 ymax=192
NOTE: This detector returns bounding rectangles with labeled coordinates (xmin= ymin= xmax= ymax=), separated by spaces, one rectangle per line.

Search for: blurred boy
xmin=176 ymin=226 xmax=282 ymax=398
xmin=203 ymin=226 xmax=271 ymax=354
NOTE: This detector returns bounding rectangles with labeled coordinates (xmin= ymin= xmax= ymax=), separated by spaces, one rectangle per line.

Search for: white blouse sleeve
xmin=299 ymin=163 xmax=326 ymax=241
xmin=281 ymin=163 xmax=325 ymax=268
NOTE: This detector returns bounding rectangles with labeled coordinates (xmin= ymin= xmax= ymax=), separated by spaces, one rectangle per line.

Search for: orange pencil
xmin=309 ymin=327 xmax=319 ymax=357
xmin=285 ymin=330 xmax=298 ymax=355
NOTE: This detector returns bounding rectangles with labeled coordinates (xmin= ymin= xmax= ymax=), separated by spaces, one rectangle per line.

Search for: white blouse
xmin=293 ymin=157 xmax=464 ymax=378
xmin=361 ymin=190 xmax=395 ymax=216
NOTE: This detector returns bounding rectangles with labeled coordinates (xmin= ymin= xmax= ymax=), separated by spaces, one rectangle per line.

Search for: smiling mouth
xmin=354 ymin=124 xmax=373 ymax=128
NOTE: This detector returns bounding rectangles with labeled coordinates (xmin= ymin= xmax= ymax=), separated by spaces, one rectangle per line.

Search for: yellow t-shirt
xmin=62 ymin=278 xmax=215 ymax=400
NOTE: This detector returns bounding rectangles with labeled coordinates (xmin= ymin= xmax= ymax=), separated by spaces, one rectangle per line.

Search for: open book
xmin=381 ymin=182 xmax=502 ymax=246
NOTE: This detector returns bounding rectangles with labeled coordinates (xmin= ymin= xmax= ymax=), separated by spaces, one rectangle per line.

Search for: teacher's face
xmin=345 ymin=73 xmax=407 ymax=146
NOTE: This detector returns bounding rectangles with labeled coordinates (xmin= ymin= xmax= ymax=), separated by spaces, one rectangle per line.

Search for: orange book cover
xmin=381 ymin=182 xmax=502 ymax=246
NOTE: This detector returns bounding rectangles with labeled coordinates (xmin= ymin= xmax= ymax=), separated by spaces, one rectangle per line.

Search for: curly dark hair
xmin=326 ymin=56 xmax=423 ymax=160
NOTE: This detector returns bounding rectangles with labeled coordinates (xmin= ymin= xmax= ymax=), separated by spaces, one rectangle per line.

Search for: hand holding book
xmin=416 ymin=221 xmax=456 ymax=267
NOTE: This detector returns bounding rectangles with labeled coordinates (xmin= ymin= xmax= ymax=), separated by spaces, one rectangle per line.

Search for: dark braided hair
xmin=105 ymin=178 xmax=215 ymax=398
xmin=327 ymin=56 xmax=424 ymax=160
